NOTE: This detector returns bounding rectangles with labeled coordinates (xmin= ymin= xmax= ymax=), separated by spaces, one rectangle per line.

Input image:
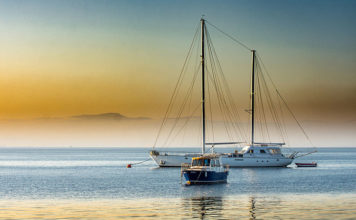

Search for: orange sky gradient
xmin=0 ymin=0 xmax=355 ymax=147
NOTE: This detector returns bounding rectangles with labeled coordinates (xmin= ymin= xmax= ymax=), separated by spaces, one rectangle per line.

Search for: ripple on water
xmin=0 ymin=194 xmax=355 ymax=219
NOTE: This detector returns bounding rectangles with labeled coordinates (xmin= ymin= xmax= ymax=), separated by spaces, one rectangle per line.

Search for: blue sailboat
xmin=181 ymin=154 xmax=229 ymax=185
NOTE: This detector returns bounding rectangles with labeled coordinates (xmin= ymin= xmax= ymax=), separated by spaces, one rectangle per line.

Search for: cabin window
xmin=193 ymin=159 xmax=205 ymax=166
xmin=211 ymin=160 xmax=215 ymax=167
xmin=215 ymin=160 xmax=220 ymax=167
xmin=205 ymin=159 xmax=210 ymax=166
xmin=240 ymin=147 xmax=249 ymax=154
xmin=248 ymin=149 xmax=254 ymax=154
xmin=260 ymin=150 xmax=266 ymax=154
xmin=269 ymin=149 xmax=281 ymax=154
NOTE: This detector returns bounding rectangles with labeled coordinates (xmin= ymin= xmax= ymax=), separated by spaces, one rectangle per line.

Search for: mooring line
xmin=127 ymin=158 xmax=151 ymax=168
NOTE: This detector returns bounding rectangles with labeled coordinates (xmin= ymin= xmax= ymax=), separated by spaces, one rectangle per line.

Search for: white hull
xmin=149 ymin=153 xmax=200 ymax=167
xmin=222 ymin=156 xmax=293 ymax=167
xmin=150 ymin=153 xmax=293 ymax=167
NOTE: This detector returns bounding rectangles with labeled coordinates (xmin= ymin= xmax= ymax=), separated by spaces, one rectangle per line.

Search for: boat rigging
xmin=150 ymin=18 xmax=316 ymax=167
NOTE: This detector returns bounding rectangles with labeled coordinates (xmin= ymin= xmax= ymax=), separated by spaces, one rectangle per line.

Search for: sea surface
xmin=0 ymin=147 xmax=355 ymax=219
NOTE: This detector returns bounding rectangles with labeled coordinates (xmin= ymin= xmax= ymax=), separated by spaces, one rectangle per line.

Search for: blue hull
xmin=183 ymin=170 xmax=228 ymax=185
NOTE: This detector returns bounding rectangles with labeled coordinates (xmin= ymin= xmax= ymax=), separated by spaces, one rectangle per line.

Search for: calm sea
xmin=0 ymin=147 xmax=355 ymax=219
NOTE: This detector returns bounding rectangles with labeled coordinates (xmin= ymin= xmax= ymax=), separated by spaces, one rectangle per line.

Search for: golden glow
xmin=0 ymin=50 xmax=170 ymax=119
xmin=0 ymin=195 xmax=355 ymax=219
xmin=0 ymin=1 xmax=355 ymax=147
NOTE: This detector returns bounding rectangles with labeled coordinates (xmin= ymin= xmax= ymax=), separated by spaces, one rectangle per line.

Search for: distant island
xmin=71 ymin=113 xmax=150 ymax=121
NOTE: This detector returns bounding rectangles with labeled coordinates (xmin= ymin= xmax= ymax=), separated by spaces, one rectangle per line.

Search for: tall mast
xmin=201 ymin=18 xmax=206 ymax=154
xmin=251 ymin=50 xmax=256 ymax=145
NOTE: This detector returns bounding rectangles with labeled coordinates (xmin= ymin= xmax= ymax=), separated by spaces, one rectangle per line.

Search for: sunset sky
xmin=0 ymin=0 xmax=355 ymax=147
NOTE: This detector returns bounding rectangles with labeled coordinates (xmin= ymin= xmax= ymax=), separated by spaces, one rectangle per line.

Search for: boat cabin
xmin=182 ymin=154 xmax=229 ymax=185
xmin=241 ymin=145 xmax=281 ymax=154
xmin=189 ymin=154 xmax=227 ymax=172
xmin=192 ymin=156 xmax=221 ymax=167
xmin=227 ymin=144 xmax=285 ymax=158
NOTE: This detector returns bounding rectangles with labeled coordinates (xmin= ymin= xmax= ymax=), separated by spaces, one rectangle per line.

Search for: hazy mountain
xmin=71 ymin=113 xmax=150 ymax=120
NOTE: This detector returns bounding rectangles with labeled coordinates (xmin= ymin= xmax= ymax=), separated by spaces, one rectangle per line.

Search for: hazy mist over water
xmin=0 ymin=116 xmax=355 ymax=147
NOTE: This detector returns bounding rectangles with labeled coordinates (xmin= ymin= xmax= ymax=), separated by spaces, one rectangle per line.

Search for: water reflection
xmin=0 ymin=194 xmax=355 ymax=219
xmin=182 ymin=196 xmax=224 ymax=219
xmin=249 ymin=197 xmax=256 ymax=220
xmin=180 ymin=196 xmax=264 ymax=219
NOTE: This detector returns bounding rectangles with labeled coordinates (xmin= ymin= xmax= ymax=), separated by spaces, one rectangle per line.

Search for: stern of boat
xmin=182 ymin=169 xmax=228 ymax=185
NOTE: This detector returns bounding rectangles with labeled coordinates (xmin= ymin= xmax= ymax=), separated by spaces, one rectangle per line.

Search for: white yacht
xmin=150 ymin=18 xmax=311 ymax=167
xmin=221 ymin=144 xmax=294 ymax=167
xmin=151 ymin=143 xmax=294 ymax=167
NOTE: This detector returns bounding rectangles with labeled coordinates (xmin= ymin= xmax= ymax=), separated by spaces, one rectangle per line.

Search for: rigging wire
xmin=153 ymin=18 xmax=315 ymax=153
xmin=257 ymin=61 xmax=285 ymax=143
xmin=163 ymin=61 xmax=201 ymax=147
xmin=154 ymin=19 xmax=313 ymax=151
xmin=206 ymin=69 xmax=215 ymax=143
xmin=205 ymin=31 xmax=233 ymax=141
xmin=205 ymin=31 xmax=236 ymax=142
xmin=155 ymin=20 xmax=251 ymax=148
xmin=256 ymin=53 xmax=315 ymax=148
xmin=205 ymin=20 xmax=312 ymax=148
xmin=278 ymin=94 xmax=290 ymax=146
xmin=168 ymin=102 xmax=201 ymax=146
xmin=206 ymin=21 xmax=252 ymax=52
xmin=152 ymin=23 xmax=200 ymax=148
xmin=205 ymin=27 xmax=248 ymax=143
xmin=276 ymin=90 xmax=315 ymax=148
xmin=255 ymin=68 xmax=271 ymax=142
